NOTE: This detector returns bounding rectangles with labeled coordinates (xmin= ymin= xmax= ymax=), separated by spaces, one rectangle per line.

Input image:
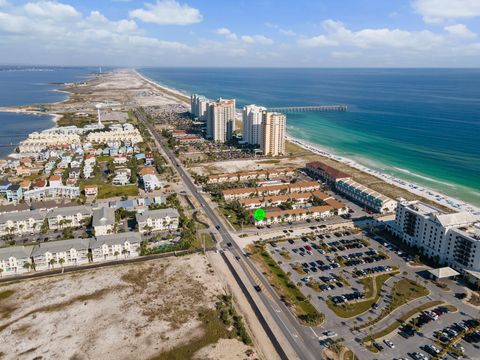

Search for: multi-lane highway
xmin=135 ymin=109 xmax=324 ymax=360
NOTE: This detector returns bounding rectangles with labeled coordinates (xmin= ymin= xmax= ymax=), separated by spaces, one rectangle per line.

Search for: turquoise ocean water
xmin=138 ymin=68 xmax=480 ymax=206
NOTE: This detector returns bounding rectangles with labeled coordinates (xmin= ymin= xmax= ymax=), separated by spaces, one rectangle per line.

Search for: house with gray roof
xmin=90 ymin=232 xmax=142 ymax=260
xmin=31 ymin=238 xmax=91 ymax=270
xmin=0 ymin=246 xmax=33 ymax=275
xmin=92 ymin=206 xmax=116 ymax=236
xmin=136 ymin=208 xmax=179 ymax=234
xmin=47 ymin=205 xmax=92 ymax=230
xmin=0 ymin=209 xmax=46 ymax=237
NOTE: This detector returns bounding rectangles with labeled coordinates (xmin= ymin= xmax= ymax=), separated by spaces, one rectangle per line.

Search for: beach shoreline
xmin=133 ymin=68 xmax=478 ymax=214
xmin=285 ymin=134 xmax=479 ymax=213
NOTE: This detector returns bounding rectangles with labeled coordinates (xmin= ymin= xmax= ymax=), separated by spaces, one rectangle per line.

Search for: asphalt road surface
xmin=136 ymin=109 xmax=324 ymax=360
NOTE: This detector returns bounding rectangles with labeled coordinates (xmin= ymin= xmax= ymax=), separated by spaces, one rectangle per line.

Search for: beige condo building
xmin=261 ymin=111 xmax=286 ymax=156
xmin=206 ymin=98 xmax=236 ymax=142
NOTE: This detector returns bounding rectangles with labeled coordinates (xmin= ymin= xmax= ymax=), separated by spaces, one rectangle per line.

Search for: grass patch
xmin=96 ymin=155 xmax=113 ymax=163
xmin=292 ymin=263 xmax=306 ymax=275
xmin=258 ymin=159 xmax=281 ymax=164
xmin=279 ymin=249 xmax=291 ymax=260
xmin=151 ymin=295 xmax=251 ymax=360
xmin=363 ymin=300 xmax=443 ymax=341
xmin=250 ymin=245 xmax=324 ymax=326
xmin=97 ymin=184 xmax=139 ymax=199
xmin=190 ymin=233 xmax=215 ymax=249
xmin=327 ymin=272 xmax=398 ymax=318
xmin=358 ymin=278 xmax=429 ymax=331
xmin=0 ymin=290 xmax=15 ymax=301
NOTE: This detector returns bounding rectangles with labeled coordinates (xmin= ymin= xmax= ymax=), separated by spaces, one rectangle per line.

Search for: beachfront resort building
xmin=136 ymin=208 xmax=180 ymax=233
xmin=388 ymin=200 xmax=480 ymax=272
xmin=0 ymin=233 xmax=143 ymax=275
xmin=242 ymin=105 xmax=266 ymax=145
xmin=261 ymin=112 xmax=286 ymax=156
xmin=206 ymin=98 xmax=236 ymax=142
xmin=46 ymin=206 xmax=92 ymax=230
xmin=23 ymin=185 xmax=80 ymax=202
xmin=335 ymin=178 xmax=397 ymax=213
xmin=0 ymin=246 xmax=33 ymax=274
xmin=92 ymin=206 xmax=116 ymax=236
xmin=90 ymin=233 xmax=142 ymax=260
xmin=306 ymin=161 xmax=396 ymax=213
xmin=86 ymin=124 xmax=143 ymax=145
xmin=190 ymin=94 xmax=210 ymax=120
xmin=18 ymin=132 xmax=81 ymax=153
xmin=0 ymin=209 xmax=45 ymax=237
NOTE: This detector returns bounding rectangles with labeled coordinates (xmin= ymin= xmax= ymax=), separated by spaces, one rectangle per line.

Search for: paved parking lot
xmin=264 ymin=230 xmax=480 ymax=360
xmin=268 ymin=231 xmax=396 ymax=306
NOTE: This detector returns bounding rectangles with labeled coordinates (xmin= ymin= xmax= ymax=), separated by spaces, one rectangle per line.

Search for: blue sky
xmin=0 ymin=0 xmax=479 ymax=66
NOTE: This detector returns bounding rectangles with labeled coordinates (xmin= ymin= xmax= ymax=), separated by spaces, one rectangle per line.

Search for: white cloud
xmin=444 ymin=24 xmax=476 ymax=38
xmin=0 ymin=0 xmax=10 ymax=7
xmin=216 ymin=28 xmax=273 ymax=45
xmin=412 ymin=0 xmax=480 ymax=23
xmin=241 ymin=34 xmax=273 ymax=45
xmin=0 ymin=1 xmax=191 ymax=65
xmin=23 ymin=1 xmax=80 ymax=20
xmin=299 ymin=19 xmax=444 ymax=50
xmin=215 ymin=27 xmax=237 ymax=40
xmin=266 ymin=22 xmax=296 ymax=36
xmin=129 ymin=0 xmax=202 ymax=26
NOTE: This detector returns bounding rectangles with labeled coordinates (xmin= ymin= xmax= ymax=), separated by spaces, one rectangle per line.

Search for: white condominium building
xmin=389 ymin=199 xmax=480 ymax=272
xmin=19 ymin=132 xmax=81 ymax=153
xmin=336 ymin=178 xmax=397 ymax=214
xmin=86 ymin=126 xmax=143 ymax=145
xmin=0 ymin=210 xmax=45 ymax=236
xmin=242 ymin=104 xmax=266 ymax=145
xmin=190 ymin=94 xmax=210 ymax=120
xmin=261 ymin=111 xmax=286 ymax=156
xmin=136 ymin=208 xmax=180 ymax=233
xmin=206 ymin=98 xmax=236 ymax=142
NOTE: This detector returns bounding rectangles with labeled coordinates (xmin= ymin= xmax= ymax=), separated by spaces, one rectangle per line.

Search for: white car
xmin=323 ymin=331 xmax=337 ymax=337
xmin=384 ymin=339 xmax=395 ymax=348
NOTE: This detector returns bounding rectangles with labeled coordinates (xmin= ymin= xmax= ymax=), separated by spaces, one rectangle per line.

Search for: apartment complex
xmin=223 ymin=181 xmax=321 ymax=201
xmin=190 ymin=94 xmax=210 ymax=120
xmin=206 ymin=98 xmax=236 ymax=142
xmin=306 ymin=161 xmax=396 ymax=213
xmin=336 ymin=178 xmax=397 ymax=213
xmin=207 ymin=168 xmax=295 ymax=184
xmin=261 ymin=111 xmax=286 ymax=156
xmin=136 ymin=208 xmax=180 ymax=233
xmin=242 ymin=104 xmax=266 ymax=145
xmin=0 ymin=233 xmax=142 ymax=275
xmin=388 ymin=200 xmax=480 ymax=272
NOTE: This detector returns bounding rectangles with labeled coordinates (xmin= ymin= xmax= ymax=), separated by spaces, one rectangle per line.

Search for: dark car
xmin=254 ymin=285 xmax=261 ymax=292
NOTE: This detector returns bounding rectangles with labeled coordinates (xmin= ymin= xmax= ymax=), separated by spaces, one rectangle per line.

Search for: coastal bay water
xmin=139 ymin=68 xmax=480 ymax=206
xmin=0 ymin=66 xmax=96 ymax=158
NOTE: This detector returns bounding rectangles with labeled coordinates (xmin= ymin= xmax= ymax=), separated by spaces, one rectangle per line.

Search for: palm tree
xmin=114 ymin=251 xmax=119 ymax=259
xmin=23 ymin=262 xmax=31 ymax=273
xmin=0 ymin=268 xmax=3 ymax=277
xmin=58 ymin=258 xmax=65 ymax=267
xmin=49 ymin=258 xmax=56 ymax=269
xmin=122 ymin=249 xmax=128 ymax=258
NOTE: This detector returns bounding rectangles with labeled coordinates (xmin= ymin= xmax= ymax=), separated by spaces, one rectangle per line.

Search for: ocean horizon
xmin=138 ymin=67 xmax=480 ymax=207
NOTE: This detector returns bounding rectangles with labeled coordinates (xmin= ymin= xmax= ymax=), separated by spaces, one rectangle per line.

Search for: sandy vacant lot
xmin=0 ymin=255 xmax=252 ymax=360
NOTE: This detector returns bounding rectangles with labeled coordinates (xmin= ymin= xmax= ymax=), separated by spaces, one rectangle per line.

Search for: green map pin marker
xmin=253 ymin=208 xmax=266 ymax=221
